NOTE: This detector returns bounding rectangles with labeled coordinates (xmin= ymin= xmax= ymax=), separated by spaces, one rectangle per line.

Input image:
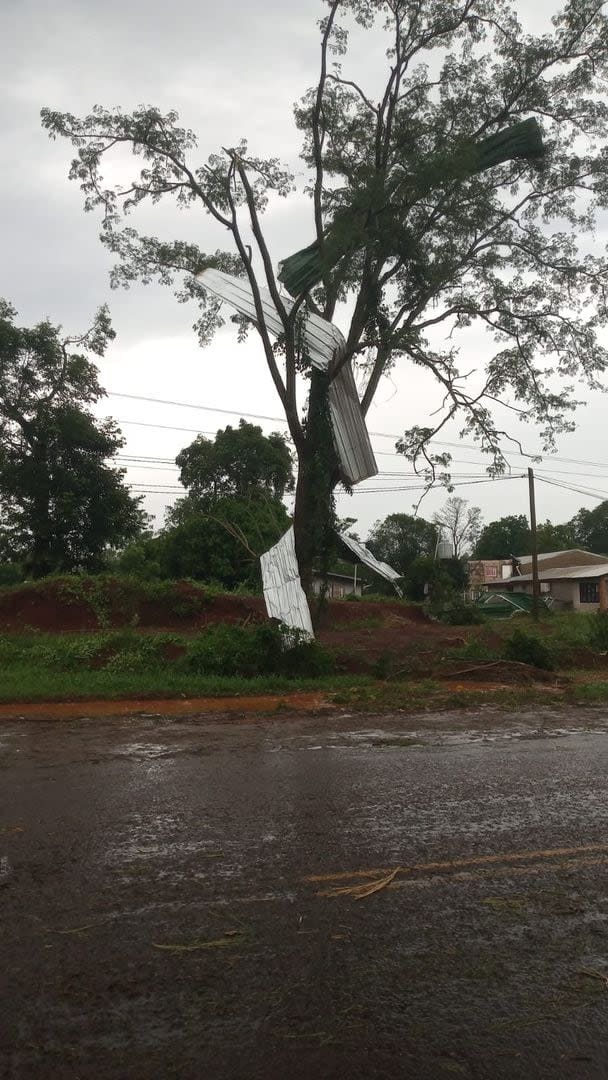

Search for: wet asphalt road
xmin=3 ymin=707 xmax=608 ymax=1079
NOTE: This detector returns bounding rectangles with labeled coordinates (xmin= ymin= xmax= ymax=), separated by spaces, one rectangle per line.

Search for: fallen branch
xmin=322 ymin=868 xmax=400 ymax=900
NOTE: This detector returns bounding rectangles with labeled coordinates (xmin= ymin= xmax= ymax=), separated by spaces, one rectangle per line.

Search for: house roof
xmin=515 ymin=549 xmax=607 ymax=570
xmin=491 ymin=563 xmax=608 ymax=585
xmin=312 ymin=570 xmax=359 ymax=582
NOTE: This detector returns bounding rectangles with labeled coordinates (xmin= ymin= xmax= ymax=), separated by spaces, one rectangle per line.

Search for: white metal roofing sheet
xmin=339 ymin=533 xmax=403 ymax=592
xmin=197 ymin=269 xmax=377 ymax=485
xmin=260 ymin=525 xmax=314 ymax=637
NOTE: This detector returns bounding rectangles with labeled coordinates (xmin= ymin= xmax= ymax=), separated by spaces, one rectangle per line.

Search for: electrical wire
xmin=108 ymin=390 xmax=608 ymax=471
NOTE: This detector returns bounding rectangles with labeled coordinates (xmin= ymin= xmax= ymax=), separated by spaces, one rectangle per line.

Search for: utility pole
xmin=528 ymin=467 xmax=540 ymax=620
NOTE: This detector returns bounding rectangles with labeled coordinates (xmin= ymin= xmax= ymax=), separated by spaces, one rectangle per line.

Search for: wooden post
xmin=528 ymin=468 xmax=540 ymax=620
xmin=599 ymin=576 xmax=608 ymax=613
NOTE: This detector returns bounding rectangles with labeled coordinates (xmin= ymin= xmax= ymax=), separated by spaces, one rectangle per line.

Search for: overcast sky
xmin=2 ymin=0 xmax=608 ymax=544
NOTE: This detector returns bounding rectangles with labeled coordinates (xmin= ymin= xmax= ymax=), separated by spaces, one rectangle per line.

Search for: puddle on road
xmin=261 ymin=723 xmax=608 ymax=755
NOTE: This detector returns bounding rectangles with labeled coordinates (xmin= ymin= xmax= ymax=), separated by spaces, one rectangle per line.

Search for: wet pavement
xmin=2 ymin=706 xmax=608 ymax=1078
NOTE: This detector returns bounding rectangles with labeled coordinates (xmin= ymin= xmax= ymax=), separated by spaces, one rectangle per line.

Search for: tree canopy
xmin=117 ymin=422 xmax=293 ymax=588
xmin=176 ymin=420 xmax=293 ymax=501
xmin=366 ymin=512 xmax=438 ymax=576
xmin=474 ymin=513 xmax=532 ymax=558
xmin=570 ymin=502 xmax=608 ymax=555
xmin=0 ymin=301 xmax=145 ymax=577
xmin=42 ymin=0 xmax=608 ymax=585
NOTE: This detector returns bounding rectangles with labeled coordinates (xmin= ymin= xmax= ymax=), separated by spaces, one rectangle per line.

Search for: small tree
xmin=132 ymin=422 xmax=295 ymax=587
xmin=433 ymin=496 xmax=481 ymax=558
xmin=474 ymin=513 xmax=531 ymax=558
xmin=176 ymin=419 xmax=293 ymax=500
xmin=43 ymin=0 xmax=608 ymax=588
xmin=367 ymin=513 xmax=437 ymax=576
xmin=0 ymin=301 xmax=146 ymax=576
xmin=570 ymin=501 xmax=608 ymax=555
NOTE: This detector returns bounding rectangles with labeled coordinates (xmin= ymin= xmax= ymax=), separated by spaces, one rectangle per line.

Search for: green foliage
xmin=436 ymin=600 xmax=484 ymax=626
xmin=504 ymin=629 xmax=555 ymax=670
xmin=0 ymin=573 xmax=214 ymax=628
xmin=179 ymin=622 xmax=333 ymax=678
xmin=0 ymin=563 xmax=23 ymax=587
xmin=161 ymin=493 xmax=289 ymax=589
xmin=536 ymin=520 xmax=576 ymax=553
xmin=474 ymin=515 xmax=532 ymax=559
xmin=475 ymin=514 xmax=577 ymax=559
xmin=404 ymin=554 xmax=468 ymax=604
xmin=296 ymin=370 xmax=340 ymax=598
xmin=0 ymin=302 xmax=146 ymax=577
xmin=0 ymin=617 xmax=334 ymax=679
xmin=176 ymin=419 xmax=293 ymax=501
xmin=588 ymin=611 xmax=608 ymax=651
xmin=570 ymin=502 xmax=608 ymax=556
xmin=366 ymin=514 xmax=437 ymax=577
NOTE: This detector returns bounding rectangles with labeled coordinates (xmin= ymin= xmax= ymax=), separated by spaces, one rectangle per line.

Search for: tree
xmin=0 ymin=301 xmax=146 ymax=576
xmin=366 ymin=513 xmax=437 ymax=576
xmin=404 ymin=553 xmax=467 ymax=602
xmin=176 ymin=420 xmax=293 ymax=500
xmin=570 ymin=502 xmax=608 ymax=555
xmin=126 ymin=422 xmax=294 ymax=587
xmin=433 ymin=497 xmax=481 ymax=558
xmin=474 ymin=513 xmax=531 ymax=558
xmin=536 ymin=519 xmax=575 ymax=553
xmin=158 ymin=494 xmax=290 ymax=588
xmin=43 ymin=0 xmax=608 ymax=590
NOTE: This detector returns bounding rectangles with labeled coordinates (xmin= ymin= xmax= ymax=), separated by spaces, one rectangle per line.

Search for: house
xmin=467 ymin=558 xmax=513 ymax=598
xmin=485 ymin=549 xmax=608 ymax=612
xmin=311 ymin=571 xmax=363 ymax=599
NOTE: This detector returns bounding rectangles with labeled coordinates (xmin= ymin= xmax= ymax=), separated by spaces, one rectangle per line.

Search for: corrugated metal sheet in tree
xmin=340 ymin=534 xmax=403 ymax=595
xmin=260 ymin=526 xmax=314 ymax=637
xmin=197 ymin=269 xmax=377 ymax=485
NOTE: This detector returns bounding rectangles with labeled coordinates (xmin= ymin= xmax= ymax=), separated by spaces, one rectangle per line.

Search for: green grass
xmin=0 ymin=629 xmax=368 ymax=703
xmin=0 ymin=664 xmax=370 ymax=703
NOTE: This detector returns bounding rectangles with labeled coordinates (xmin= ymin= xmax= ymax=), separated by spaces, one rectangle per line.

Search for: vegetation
xmin=175 ymin=419 xmax=293 ymax=501
xmin=433 ymin=498 xmax=481 ymax=559
xmin=0 ymin=628 xmax=354 ymax=703
xmin=116 ymin=421 xmax=293 ymax=588
xmin=42 ymin=0 xmax=608 ymax=587
xmin=0 ymin=302 xmax=145 ymax=577
xmin=504 ymin=628 xmax=556 ymax=670
xmin=366 ymin=514 xmax=438 ymax=577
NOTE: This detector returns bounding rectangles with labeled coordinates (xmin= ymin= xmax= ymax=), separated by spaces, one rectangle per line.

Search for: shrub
xmin=182 ymin=622 xmax=334 ymax=679
xmin=504 ymin=629 xmax=555 ymax=670
xmin=436 ymin=600 xmax=484 ymax=626
xmin=588 ymin=611 xmax=608 ymax=651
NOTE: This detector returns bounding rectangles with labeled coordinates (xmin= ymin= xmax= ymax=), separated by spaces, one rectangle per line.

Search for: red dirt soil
xmin=0 ymin=692 xmax=331 ymax=721
xmin=0 ymin=578 xmax=475 ymax=675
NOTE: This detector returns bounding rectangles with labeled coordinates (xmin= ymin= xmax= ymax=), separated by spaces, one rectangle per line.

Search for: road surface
xmin=2 ymin=706 xmax=608 ymax=1078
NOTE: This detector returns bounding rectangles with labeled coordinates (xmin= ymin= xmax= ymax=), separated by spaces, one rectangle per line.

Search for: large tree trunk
xmin=292 ymin=368 xmax=339 ymax=607
xmin=293 ymin=441 xmax=315 ymax=596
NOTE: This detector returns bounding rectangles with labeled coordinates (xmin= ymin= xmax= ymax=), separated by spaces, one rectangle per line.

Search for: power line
xmin=349 ymin=474 xmax=526 ymax=495
xmin=109 ymin=391 xmax=608 ymax=473
xmin=536 ymin=475 xmax=608 ymax=502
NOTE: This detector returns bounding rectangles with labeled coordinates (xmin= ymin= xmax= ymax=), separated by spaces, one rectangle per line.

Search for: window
xmin=580 ymin=581 xmax=599 ymax=604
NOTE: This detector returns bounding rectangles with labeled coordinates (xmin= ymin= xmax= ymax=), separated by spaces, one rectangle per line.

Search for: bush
xmin=504 ymin=629 xmax=555 ymax=670
xmin=435 ymin=600 xmax=484 ymax=626
xmin=182 ymin=622 xmax=334 ymax=679
xmin=588 ymin=611 xmax=608 ymax=651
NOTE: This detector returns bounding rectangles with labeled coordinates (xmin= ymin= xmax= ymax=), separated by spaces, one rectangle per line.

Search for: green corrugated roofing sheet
xmin=475 ymin=591 xmax=548 ymax=618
